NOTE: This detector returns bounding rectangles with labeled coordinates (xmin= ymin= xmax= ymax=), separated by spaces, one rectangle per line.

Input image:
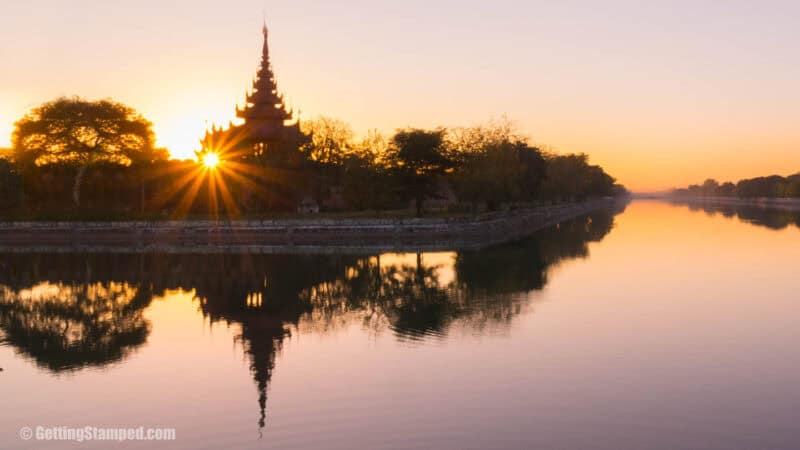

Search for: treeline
xmin=0 ymin=98 xmax=625 ymax=219
xmin=296 ymin=116 xmax=625 ymax=214
xmin=673 ymin=174 xmax=800 ymax=199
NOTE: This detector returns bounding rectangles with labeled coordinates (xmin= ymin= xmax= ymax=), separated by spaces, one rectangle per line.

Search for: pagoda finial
xmin=261 ymin=17 xmax=270 ymax=63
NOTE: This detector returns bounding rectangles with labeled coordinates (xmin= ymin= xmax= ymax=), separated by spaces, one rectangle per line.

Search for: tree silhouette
xmin=0 ymin=158 xmax=22 ymax=215
xmin=386 ymin=129 xmax=453 ymax=216
xmin=539 ymin=153 xmax=616 ymax=202
xmin=452 ymin=140 xmax=546 ymax=210
xmin=674 ymin=173 xmax=800 ymax=199
xmin=12 ymin=98 xmax=158 ymax=207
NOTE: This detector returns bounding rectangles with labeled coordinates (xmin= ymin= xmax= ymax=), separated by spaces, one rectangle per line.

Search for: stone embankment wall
xmin=0 ymin=199 xmax=619 ymax=253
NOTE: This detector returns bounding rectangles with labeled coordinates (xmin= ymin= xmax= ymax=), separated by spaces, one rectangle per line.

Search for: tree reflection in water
xmin=0 ymin=203 xmax=625 ymax=432
xmin=679 ymin=201 xmax=800 ymax=231
xmin=0 ymin=259 xmax=152 ymax=372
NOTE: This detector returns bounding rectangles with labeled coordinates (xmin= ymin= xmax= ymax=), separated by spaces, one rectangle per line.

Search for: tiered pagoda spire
xmin=201 ymin=20 xmax=308 ymax=160
xmin=235 ymin=24 xmax=293 ymax=135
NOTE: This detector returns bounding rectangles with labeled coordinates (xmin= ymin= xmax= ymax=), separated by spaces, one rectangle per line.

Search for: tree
xmin=537 ymin=153 xmax=616 ymax=202
xmin=12 ymin=97 xmax=157 ymax=207
xmin=0 ymin=158 xmax=22 ymax=215
xmin=786 ymin=174 xmax=800 ymax=198
xmin=584 ymin=164 xmax=616 ymax=198
xmin=452 ymin=141 xmax=545 ymax=210
xmin=298 ymin=116 xmax=358 ymax=206
xmin=449 ymin=119 xmax=545 ymax=210
xmin=300 ymin=116 xmax=355 ymax=165
xmin=701 ymin=179 xmax=720 ymax=196
xmin=539 ymin=154 xmax=584 ymax=202
xmin=386 ymin=129 xmax=453 ymax=216
xmin=736 ymin=175 xmax=784 ymax=198
xmin=718 ymin=181 xmax=736 ymax=197
xmin=338 ymin=130 xmax=392 ymax=211
xmin=517 ymin=146 xmax=547 ymax=200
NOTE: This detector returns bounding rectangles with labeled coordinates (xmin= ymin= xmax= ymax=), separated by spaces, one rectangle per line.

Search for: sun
xmin=202 ymin=152 xmax=220 ymax=169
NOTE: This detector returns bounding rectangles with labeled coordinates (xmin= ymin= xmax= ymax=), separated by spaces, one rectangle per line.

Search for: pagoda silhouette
xmin=201 ymin=21 xmax=310 ymax=163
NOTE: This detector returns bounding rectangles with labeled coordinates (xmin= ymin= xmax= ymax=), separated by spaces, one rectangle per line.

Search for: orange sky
xmin=2 ymin=1 xmax=799 ymax=192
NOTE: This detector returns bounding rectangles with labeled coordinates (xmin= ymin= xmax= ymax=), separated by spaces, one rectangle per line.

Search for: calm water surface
xmin=1 ymin=200 xmax=799 ymax=449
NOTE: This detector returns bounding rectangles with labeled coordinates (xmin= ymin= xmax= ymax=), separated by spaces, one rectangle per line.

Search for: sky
xmin=1 ymin=0 xmax=799 ymax=192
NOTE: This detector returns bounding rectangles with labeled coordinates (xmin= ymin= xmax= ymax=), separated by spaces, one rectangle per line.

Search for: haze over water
xmin=1 ymin=200 xmax=799 ymax=449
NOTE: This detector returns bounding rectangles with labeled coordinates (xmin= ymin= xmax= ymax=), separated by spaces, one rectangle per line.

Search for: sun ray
xmin=207 ymin=168 xmax=220 ymax=219
xmin=220 ymin=167 xmax=272 ymax=199
xmin=223 ymin=161 xmax=270 ymax=178
xmin=212 ymin=169 xmax=242 ymax=218
xmin=218 ymin=164 xmax=266 ymax=191
xmin=173 ymin=170 xmax=207 ymax=218
xmin=148 ymin=165 xmax=206 ymax=212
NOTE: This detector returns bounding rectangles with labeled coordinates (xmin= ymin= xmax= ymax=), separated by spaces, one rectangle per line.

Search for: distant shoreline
xmin=668 ymin=196 xmax=800 ymax=212
xmin=0 ymin=199 xmax=623 ymax=253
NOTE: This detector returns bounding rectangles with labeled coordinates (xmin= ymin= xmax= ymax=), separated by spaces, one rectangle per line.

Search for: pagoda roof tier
xmin=236 ymin=104 xmax=292 ymax=121
xmin=246 ymin=87 xmax=283 ymax=105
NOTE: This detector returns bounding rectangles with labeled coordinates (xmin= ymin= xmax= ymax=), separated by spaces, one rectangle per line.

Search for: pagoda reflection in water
xmin=0 ymin=207 xmax=624 ymax=433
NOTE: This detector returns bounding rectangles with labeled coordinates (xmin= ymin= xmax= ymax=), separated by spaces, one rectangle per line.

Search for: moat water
xmin=1 ymin=200 xmax=799 ymax=449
